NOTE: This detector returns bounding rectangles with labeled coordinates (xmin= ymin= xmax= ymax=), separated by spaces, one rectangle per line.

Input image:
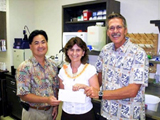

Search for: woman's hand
xmin=72 ymin=84 xmax=88 ymax=91
xmin=52 ymin=106 xmax=58 ymax=120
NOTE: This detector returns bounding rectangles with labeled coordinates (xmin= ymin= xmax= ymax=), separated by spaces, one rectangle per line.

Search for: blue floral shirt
xmin=96 ymin=38 xmax=149 ymax=120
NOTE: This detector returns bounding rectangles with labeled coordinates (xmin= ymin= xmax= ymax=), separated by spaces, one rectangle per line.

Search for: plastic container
xmin=87 ymin=22 xmax=106 ymax=51
xmin=83 ymin=10 xmax=92 ymax=21
xmin=145 ymin=94 xmax=160 ymax=111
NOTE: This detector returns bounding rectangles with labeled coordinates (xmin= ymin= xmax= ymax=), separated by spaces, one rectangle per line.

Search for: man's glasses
xmin=108 ymin=25 xmax=123 ymax=31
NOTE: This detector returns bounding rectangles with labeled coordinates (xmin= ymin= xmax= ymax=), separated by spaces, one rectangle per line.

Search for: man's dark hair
xmin=106 ymin=13 xmax=127 ymax=30
xmin=29 ymin=30 xmax=48 ymax=44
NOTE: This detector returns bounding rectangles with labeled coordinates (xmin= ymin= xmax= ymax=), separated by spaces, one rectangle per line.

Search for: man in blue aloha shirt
xmin=85 ymin=13 xmax=149 ymax=120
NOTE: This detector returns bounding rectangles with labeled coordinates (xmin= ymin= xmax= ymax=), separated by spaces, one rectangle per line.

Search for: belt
xmin=30 ymin=106 xmax=51 ymax=111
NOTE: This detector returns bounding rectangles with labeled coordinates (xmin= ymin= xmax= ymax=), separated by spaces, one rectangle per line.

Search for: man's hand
xmin=48 ymin=96 xmax=61 ymax=106
xmin=84 ymin=86 xmax=99 ymax=99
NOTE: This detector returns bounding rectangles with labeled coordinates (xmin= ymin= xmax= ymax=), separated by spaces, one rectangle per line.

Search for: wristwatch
xmin=98 ymin=90 xmax=103 ymax=100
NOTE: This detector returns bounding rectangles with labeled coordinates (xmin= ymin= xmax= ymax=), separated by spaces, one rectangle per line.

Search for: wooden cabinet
xmin=5 ymin=73 xmax=22 ymax=120
xmin=0 ymin=12 xmax=6 ymax=39
xmin=92 ymin=99 xmax=101 ymax=120
xmin=0 ymin=11 xmax=7 ymax=51
xmin=0 ymin=71 xmax=8 ymax=117
xmin=62 ymin=0 xmax=120 ymax=53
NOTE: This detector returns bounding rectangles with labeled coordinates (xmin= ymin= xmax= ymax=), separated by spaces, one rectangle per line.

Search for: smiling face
xmin=107 ymin=18 xmax=127 ymax=49
xmin=67 ymin=44 xmax=85 ymax=64
xmin=29 ymin=34 xmax=48 ymax=58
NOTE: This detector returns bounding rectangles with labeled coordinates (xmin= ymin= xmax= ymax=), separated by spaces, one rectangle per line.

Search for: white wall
xmin=0 ymin=0 xmax=159 ymax=72
xmin=33 ymin=0 xmax=94 ymax=59
xmin=118 ymin=0 xmax=159 ymax=33
xmin=0 ymin=0 xmax=35 ymax=71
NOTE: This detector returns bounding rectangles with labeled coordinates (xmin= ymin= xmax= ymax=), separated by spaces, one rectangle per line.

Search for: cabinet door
xmin=6 ymin=87 xmax=22 ymax=119
xmin=0 ymin=11 xmax=6 ymax=39
xmin=6 ymin=76 xmax=16 ymax=89
xmin=0 ymin=11 xmax=7 ymax=51
xmin=92 ymin=99 xmax=101 ymax=120
xmin=0 ymin=79 xmax=9 ymax=117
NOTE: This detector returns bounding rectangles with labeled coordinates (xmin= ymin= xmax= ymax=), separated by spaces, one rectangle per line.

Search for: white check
xmin=58 ymin=89 xmax=86 ymax=103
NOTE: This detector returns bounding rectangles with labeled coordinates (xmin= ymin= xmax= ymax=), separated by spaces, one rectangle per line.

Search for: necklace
xmin=63 ymin=64 xmax=89 ymax=79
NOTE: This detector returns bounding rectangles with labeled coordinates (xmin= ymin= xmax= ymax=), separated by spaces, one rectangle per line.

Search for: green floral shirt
xmin=16 ymin=56 xmax=59 ymax=107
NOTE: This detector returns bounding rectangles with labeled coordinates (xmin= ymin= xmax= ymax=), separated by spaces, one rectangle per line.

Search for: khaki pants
xmin=22 ymin=107 xmax=53 ymax=120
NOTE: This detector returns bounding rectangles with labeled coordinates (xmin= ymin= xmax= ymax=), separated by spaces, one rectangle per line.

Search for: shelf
xmin=65 ymin=19 xmax=106 ymax=24
xmin=62 ymin=0 xmax=120 ymax=32
xmin=62 ymin=0 xmax=120 ymax=49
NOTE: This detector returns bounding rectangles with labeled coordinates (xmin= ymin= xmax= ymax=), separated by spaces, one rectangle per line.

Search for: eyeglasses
xmin=108 ymin=25 xmax=124 ymax=31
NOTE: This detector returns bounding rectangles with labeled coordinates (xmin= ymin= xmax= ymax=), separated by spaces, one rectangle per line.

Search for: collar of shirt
xmin=30 ymin=56 xmax=50 ymax=67
xmin=111 ymin=37 xmax=131 ymax=54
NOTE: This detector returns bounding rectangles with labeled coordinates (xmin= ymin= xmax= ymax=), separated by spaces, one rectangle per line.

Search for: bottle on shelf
xmin=54 ymin=54 xmax=59 ymax=67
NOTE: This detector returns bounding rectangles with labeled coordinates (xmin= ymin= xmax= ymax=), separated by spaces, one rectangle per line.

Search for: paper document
xmin=58 ymin=89 xmax=86 ymax=103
